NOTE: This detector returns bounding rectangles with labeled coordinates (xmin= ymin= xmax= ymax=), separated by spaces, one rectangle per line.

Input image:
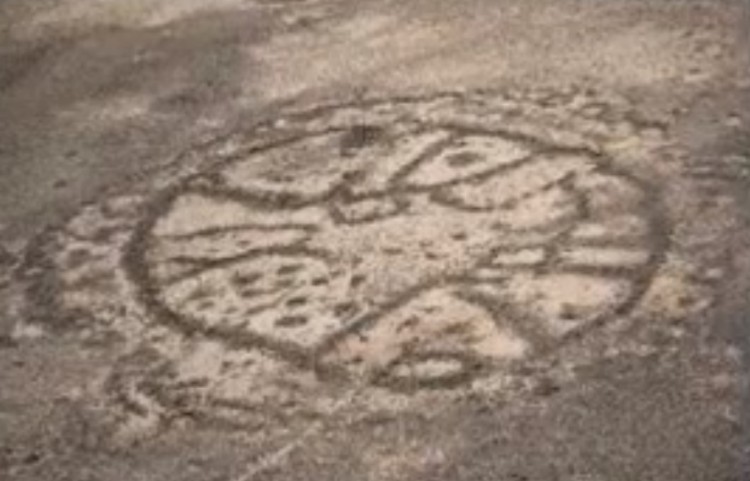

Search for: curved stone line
xmin=559 ymin=166 xmax=671 ymax=342
xmin=428 ymin=169 xmax=579 ymax=213
xmin=158 ymin=222 xmax=319 ymax=241
xmin=212 ymin=123 xmax=602 ymax=202
xmin=143 ymin=86 xmax=661 ymax=197
xmin=178 ymin=135 xmax=601 ymax=220
xmin=191 ymin=96 xmax=616 ymax=196
xmin=327 ymin=194 xmax=412 ymax=226
xmin=157 ymin=243 xmax=330 ymax=286
xmin=122 ymin=192 xmax=341 ymax=368
xmin=186 ymin=124 xmax=608 ymax=213
xmin=369 ymin=350 xmax=487 ymax=392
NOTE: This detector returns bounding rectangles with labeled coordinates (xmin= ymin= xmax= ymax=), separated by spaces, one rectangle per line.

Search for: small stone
xmin=725 ymin=115 xmax=743 ymax=128
xmin=0 ymin=246 xmax=13 ymax=266
xmin=702 ymin=267 xmax=725 ymax=282
xmin=22 ymin=452 xmax=42 ymax=465
xmin=11 ymin=323 xmax=45 ymax=341
xmin=0 ymin=334 xmax=18 ymax=349
xmin=559 ymin=303 xmax=579 ymax=321
xmin=711 ymin=373 xmax=734 ymax=391
xmin=533 ymin=377 xmax=561 ymax=397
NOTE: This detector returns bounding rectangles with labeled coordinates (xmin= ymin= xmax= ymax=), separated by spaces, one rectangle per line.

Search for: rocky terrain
xmin=1 ymin=1 xmax=749 ymax=480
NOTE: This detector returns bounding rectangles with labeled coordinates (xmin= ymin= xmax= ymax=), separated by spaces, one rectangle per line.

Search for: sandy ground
xmin=1 ymin=1 xmax=749 ymax=480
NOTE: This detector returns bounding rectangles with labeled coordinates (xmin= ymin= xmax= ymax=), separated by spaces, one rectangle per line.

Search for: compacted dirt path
xmin=1 ymin=1 xmax=749 ymax=480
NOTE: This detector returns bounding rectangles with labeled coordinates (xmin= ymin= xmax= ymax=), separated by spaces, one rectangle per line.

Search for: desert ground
xmin=1 ymin=1 xmax=750 ymax=480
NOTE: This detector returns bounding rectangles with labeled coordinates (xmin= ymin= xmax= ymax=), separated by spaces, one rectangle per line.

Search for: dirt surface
xmin=1 ymin=1 xmax=749 ymax=480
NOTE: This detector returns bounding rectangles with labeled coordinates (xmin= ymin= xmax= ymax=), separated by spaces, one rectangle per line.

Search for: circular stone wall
xmin=20 ymin=89 xmax=721 ymax=438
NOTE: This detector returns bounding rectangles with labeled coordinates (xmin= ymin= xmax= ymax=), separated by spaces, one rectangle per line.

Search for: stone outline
xmin=14 ymin=89 xmax=677 ymax=431
xmin=121 ymin=111 xmax=670 ymax=391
